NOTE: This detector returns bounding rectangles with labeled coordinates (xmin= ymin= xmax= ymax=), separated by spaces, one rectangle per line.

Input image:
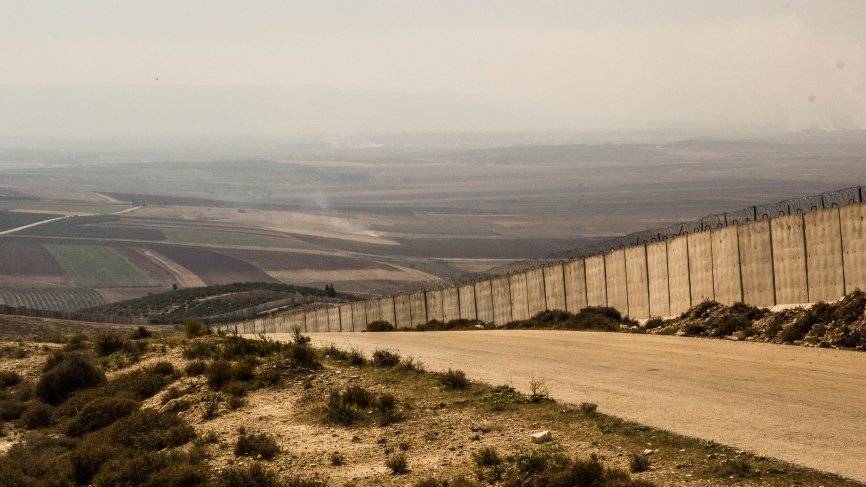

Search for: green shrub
xmin=330 ymin=451 xmax=345 ymax=466
xmin=185 ymin=360 xmax=207 ymax=376
xmin=151 ymin=361 xmax=176 ymax=376
xmin=22 ymin=402 xmax=54 ymax=429
xmin=99 ymin=365 xmax=174 ymax=401
xmin=386 ymin=453 xmax=408 ymax=474
xmin=183 ymin=319 xmax=208 ymax=338
xmin=234 ymin=428 xmax=280 ymax=460
xmin=218 ymin=463 xmax=278 ymax=487
xmin=325 ymin=391 xmax=361 ymax=426
xmin=366 ymin=321 xmax=395 ymax=332
xmin=94 ymin=334 xmax=127 ymax=356
xmin=348 ymin=349 xmax=367 ymax=366
xmin=343 ymin=385 xmax=373 ymax=407
xmin=131 ymin=326 xmax=152 ymax=340
xmin=109 ymin=409 xmax=195 ymax=451
xmin=69 ymin=438 xmax=121 ymax=485
xmin=207 ymin=360 xmax=234 ymax=389
xmin=36 ymin=353 xmax=105 ymax=404
xmin=439 ymin=369 xmax=469 ymax=390
xmin=0 ymin=370 xmax=21 ymax=388
xmin=643 ymin=317 xmax=665 ymax=329
xmin=0 ymin=399 xmax=25 ymax=420
xmin=67 ymin=397 xmax=139 ymax=436
xmin=629 ymin=453 xmax=650 ymax=473
xmin=223 ymin=381 xmax=249 ymax=397
xmin=502 ymin=450 xmax=652 ymax=487
xmin=182 ymin=340 xmax=217 ymax=359
xmin=376 ymin=393 xmax=400 ymax=426
xmin=232 ymin=360 xmax=256 ymax=381
xmin=372 ymin=349 xmax=401 ymax=367
xmin=579 ymin=402 xmax=598 ymax=415
xmin=144 ymin=463 xmax=211 ymax=487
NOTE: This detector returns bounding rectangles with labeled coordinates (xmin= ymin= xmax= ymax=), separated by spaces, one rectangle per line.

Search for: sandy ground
xmin=277 ymin=330 xmax=866 ymax=482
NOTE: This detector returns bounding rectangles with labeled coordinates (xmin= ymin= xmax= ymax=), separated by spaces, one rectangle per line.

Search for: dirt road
xmin=283 ymin=330 xmax=866 ymax=481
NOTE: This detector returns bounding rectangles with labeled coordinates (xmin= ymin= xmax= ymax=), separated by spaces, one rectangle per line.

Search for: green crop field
xmin=160 ymin=227 xmax=312 ymax=249
xmin=42 ymin=243 xmax=150 ymax=287
xmin=0 ymin=201 xmax=132 ymax=215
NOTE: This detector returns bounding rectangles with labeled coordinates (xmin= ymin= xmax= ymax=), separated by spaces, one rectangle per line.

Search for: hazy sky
xmin=2 ymin=1 xmax=865 ymax=138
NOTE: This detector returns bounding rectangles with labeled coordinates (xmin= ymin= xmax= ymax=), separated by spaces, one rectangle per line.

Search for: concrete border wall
xmin=688 ymin=232 xmax=714 ymax=304
xmin=738 ymin=220 xmax=775 ymax=307
xmin=543 ymin=264 xmax=566 ymax=311
xmin=646 ymin=241 xmax=670 ymax=317
xmin=509 ymin=272 xmax=529 ymax=321
xmin=379 ymin=297 xmax=396 ymax=325
xmin=605 ymin=249 xmax=628 ymax=315
xmin=237 ymin=199 xmax=866 ymax=332
xmin=409 ymin=292 xmax=427 ymax=327
xmin=394 ymin=295 xmax=412 ymax=328
xmin=625 ymin=245 xmax=649 ymax=319
xmin=475 ymin=280 xmax=494 ymax=323
xmin=442 ymin=287 xmax=461 ymax=322
xmin=840 ymin=204 xmax=866 ymax=293
xmin=804 ymin=207 xmax=845 ymax=302
xmin=525 ymin=268 xmax=546 ymax=317
xmin=365 ymin=300 xmax=381 ymax=325
xmin=584 ymin=255 xmax=607 ymax=306
xmin=563 ymin=259 xmax=587 ymax=312
xmin=491 ymin=277 xmax=512 ymax=325
xmin=770 ymin=214 xmax=808 ymax=304
xmin=711 ymin=226 xmax=742 ymax=305
xmin=458 ymin=284 xmax=477 ymax=320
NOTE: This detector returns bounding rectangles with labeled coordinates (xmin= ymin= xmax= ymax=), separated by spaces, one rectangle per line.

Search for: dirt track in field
xmin=287 ymin=330 xmax=866 ymax=481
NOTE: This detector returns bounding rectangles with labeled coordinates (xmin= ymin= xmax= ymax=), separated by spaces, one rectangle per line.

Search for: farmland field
xmin=0 ymin=210 xmax=62 ymax=232
xmin=0 ymin=287 xmax=107 ymax=311
xmin=42 ymin=243 xmax=150 ymax=287
xmin=0 ymin=200 xmax=130 ymax=215
xmin=143 ymin=243 xmax=278 ymax=285
xmin=0 ymin=239 xmax=68 ymax=287
xmin=159 ymin=227 xmax=305 ymax=248
xmin=19 ymin=215 xmax=166 ymax=240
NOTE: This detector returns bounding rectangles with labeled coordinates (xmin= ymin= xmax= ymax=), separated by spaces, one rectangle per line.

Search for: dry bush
xmin=234 ymin=428 xmax=280 ymax=460
xmin=36 ymin=353 xmax=105 ymax=405
xmin=439 ymin=369 xmax=469 ymax=390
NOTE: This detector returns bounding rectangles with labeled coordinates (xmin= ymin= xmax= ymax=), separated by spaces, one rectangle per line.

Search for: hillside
xmin=81 ymin=282 xmax=351 ymax=324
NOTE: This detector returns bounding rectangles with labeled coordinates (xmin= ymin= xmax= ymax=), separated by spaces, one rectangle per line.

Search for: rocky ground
xmin=645 ymin=290 xmax=866 ymax=350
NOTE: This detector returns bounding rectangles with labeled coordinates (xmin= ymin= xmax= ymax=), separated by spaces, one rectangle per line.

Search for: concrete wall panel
xmin=328 ymin=307 xmax=340 ymax=332
xmin=303 ymin=312 xmax=315 ymax=332
xmin=509 ymin=272 xmax=529 ymax=321
xmin=442 ymin=286 xmax=461 ymax=322
xmin=365 ymin=300 xmax=381 ymax=325
xmin=458 ymin=284 xmax=477 ymax=320
xmin=543 ymin=264 xmax=566 ymax=311
xmin=646 ymin=241 xmax=671 ymax=317
xmin=840 ymin=203 xmax=866 ymax=293
xmin=738 ymin=220 xmax=775 ymax=307
xmin=425 ymin=290 xmax=444 ymax=322
xmin=288 ymin=313 xmax=304 ymax=333
xmin=316 ymin=308 xmax=329 ymax=332
xmin=584 ymin=255 xmax=607 ymax=306
xmin=394 ymin=295 xmax=412 ymax=328
xmin=491 ymin=277 xmax=512 ymax=325
xmin=409 ymin=292 xmax=427 ymax=327
xmin=667 ymin=235 xmax=690 ymax=314
xmin=804 ymin=207 xmax=845 ymax=302
xmin=625 ymin=245 xmax=650 ymax=319
xmin=379 ymin=297 xmax=396 ymax=325
xmin=711 ymin=226 xmax=742 ymax=305
xmin=563 ymin=259 xmax=587 ymax=312
xmin=475 ymin=280 xmax=494 ymax=323
xmin=605 ymin=250 xmax=628 ymax=315
xmin=525 ymin=268 xmax=546 ymax=317
xmin=351 ymin=302 xmax=366 ymax=331
xmin=687 ymin=231 xmax=714 ymax=304
xmin=770 ymin=214 xmax=808 ymax=304
xmin=339 ymin=305 xmax=352 ymax=332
